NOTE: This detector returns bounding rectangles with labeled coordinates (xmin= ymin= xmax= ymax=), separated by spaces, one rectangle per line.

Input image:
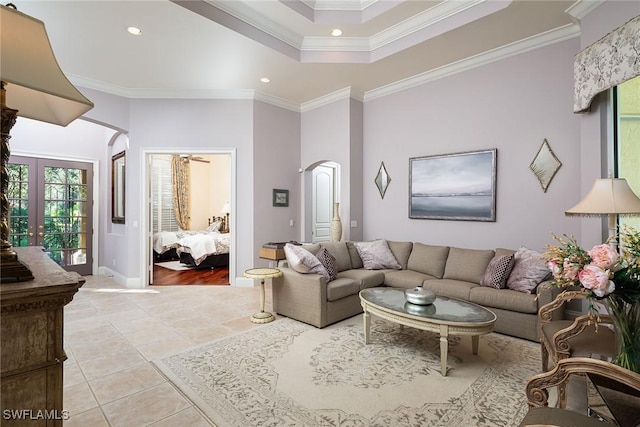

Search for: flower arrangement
xmin=543 ymin=226 xmax=640 ymax=372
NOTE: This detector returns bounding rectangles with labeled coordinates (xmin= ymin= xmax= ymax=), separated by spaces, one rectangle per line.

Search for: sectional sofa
xmin=272 ymin=240 xmax=562 ymax=341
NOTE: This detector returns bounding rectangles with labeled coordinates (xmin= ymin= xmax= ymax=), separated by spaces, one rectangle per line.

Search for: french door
xmin=7 ymin=155 xmax=94 ymax=275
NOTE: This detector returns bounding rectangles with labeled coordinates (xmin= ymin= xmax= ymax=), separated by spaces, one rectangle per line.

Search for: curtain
xmin=171 ymin=155 xmax=190 ymax=230
xmin=574 ymin=14 xmax=640 ymax=113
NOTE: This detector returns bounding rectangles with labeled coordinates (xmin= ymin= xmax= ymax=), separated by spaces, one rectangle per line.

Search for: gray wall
xmin=363 ymin=38 xmax=581 ymax=251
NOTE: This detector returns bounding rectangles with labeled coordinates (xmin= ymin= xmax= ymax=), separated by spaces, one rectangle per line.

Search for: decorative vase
xmin=607 ymin=293 xmax=640 ymax=373
xmin=330 ymin=202 xmax=342 ymax=242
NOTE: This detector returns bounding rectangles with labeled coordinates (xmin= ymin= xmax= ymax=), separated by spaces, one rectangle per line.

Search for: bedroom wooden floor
xmin=152 ymin=264 xmax=229 ymax=286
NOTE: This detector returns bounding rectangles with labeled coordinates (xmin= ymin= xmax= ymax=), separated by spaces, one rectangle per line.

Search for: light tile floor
xmin=62 ymin=275 xmax=271 ymax=426
xmin=62 ymin=275 xmax=591 ymax=426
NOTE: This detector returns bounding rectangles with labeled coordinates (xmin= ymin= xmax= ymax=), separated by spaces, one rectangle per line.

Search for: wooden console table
xmin=1 ymin=247 xmax=85 ymax=426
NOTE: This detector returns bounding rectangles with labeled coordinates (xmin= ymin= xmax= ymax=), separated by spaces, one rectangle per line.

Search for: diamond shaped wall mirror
xmin=375 ymin=162 xmax=391 ymax=199
xmin=530 ymin=139 xmax=562 ymax=193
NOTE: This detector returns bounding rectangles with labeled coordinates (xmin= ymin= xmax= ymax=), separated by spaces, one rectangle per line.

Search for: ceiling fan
xmin=180 ymin=154 xmax=210 ymax=163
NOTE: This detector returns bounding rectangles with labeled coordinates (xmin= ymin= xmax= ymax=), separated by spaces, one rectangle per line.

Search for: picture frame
xmin=409 ymin=149 xmax=497 ymax=221
xmin=273 ymin=189 xmax=289 ymax=207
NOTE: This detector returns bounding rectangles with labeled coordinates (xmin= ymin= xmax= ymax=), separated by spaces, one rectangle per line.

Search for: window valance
xmin=574 ymin=14 xmax=640 ymax=113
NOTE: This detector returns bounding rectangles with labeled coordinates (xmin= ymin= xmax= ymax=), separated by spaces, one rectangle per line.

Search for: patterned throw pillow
xmin=283 ymin=243 xmax=329 ymax=280
xmin=354 ymin=240 xmax=401 ymax=270
xmin=480 ymin=254 xmax=515 ymax=289
xmin=315 ymin=248 xmax=338 ymax=282
xmin=506 ymin=247 xmax=552 ymax=293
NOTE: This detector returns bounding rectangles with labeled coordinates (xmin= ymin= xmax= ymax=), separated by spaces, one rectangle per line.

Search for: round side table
xmin=243 ymin=267 xmax=282 ymax=324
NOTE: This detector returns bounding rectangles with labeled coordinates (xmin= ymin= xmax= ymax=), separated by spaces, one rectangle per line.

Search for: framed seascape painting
xmin=409 ymin=149 xmax=497 ymax=221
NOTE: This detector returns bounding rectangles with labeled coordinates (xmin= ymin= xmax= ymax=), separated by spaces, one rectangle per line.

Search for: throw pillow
xmin=315 ymin=247 xmax=338 ymax=282
xmin=283 ymin=243 xmax=329 ymax=280
xmin=354 ymin=240 xmax=401 ymax=270
xmin=506 ymin=247 xmax=552 ymax=293
xmin=480 ymin=254 xmax=515 ymax=289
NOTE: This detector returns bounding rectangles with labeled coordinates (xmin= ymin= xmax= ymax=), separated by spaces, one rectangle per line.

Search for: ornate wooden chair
xmin=538 ymin=290 xmax=616 ymax=408
xmin=519 ymin=357 xmax=640 ymax=427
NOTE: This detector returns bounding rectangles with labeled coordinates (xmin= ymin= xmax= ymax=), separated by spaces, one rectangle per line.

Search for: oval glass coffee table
xmin=359 ymin=287 xmax=497 ymax=376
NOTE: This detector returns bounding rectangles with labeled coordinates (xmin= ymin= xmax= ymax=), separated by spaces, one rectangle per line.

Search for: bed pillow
xmin=506 ymin=247 xmax=551 ymax=293
xmin=315 ymin=248 xmax=338 ymax=282
xmin=206 ymin=220 xmax=222 ymax=232
xmin=480 ymin=254 xmax=515 ymax=289
xmin=354 ymin=240 xmax=401 ymax=270
xmin=283 ymin=243 xmax=329 ymax=280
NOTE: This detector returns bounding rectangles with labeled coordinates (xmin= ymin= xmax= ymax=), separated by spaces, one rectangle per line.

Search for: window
xmin=614 ymin=76 xmax=640 ymax=231
xmin=151 ymin=155 xmax=179 ymax=233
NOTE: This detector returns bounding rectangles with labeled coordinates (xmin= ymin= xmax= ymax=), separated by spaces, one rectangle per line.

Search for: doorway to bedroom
xmin=147 ymin=152 xmax=232 ymax=286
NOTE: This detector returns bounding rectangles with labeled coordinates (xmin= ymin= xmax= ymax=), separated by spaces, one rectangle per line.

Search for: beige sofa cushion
xmin=383 ymin=270 xmax=434 ymax=288
xmin=320 ymin=242 xmax=352 ymax=272
xmin=407 ymin=243 xmax=450 ymax=278
xmin=443 ymin=247 xmax=495 ymax=284
xmin=337 ymin=269 xmax=385 ymax=290
xmin=326 ymin=278 xmax=360 ymax=302
xmin=470 ymin=287 xmax=538 ymax=314
xmin=423 ymin=278 xmax=478 ymax=300
xmin=387 ymin=241 xmax=413 ymax=270
xmin=346 ymin=241 xmax=364 ymax=269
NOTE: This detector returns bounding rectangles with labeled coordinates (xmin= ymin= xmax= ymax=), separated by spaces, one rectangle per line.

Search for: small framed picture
xmin=273 ymin=189 xmax=289 ymax=207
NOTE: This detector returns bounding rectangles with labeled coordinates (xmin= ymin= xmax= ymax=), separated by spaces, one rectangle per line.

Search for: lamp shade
xmin=0 ymin=4 xmax=93 ymax=126
xmin=221 ymin=202 xmax=231 ymax=214
xmin=566 ymin=178 xmax=640 ymax=216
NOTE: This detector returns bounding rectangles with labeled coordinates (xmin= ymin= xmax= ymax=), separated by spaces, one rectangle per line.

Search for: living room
xmin=7 ymin=1 xmax=638 ymax=289
xmin=2 ymin=1 xmax=640 ymax=425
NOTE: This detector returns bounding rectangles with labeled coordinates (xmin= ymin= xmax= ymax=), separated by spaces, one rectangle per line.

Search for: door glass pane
xmin=617 ymin=76 xmax=640 ymax=231
xmin=43 ymin=166 xmax=88 ymax=266
xmin=7 ymin=163 xmax=29 ymax=247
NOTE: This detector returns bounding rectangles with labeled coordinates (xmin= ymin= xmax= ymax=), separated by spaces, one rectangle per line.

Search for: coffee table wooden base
xmin=362 ymin=300 xmax=494 ymax=376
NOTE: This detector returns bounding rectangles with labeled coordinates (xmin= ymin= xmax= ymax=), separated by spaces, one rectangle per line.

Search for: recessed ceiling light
xmin=126 ymin=26 xmax=142 ymax=36
xmin=260 ymin=77 xmax=271 ymax=83
xmin=330 ymin=28 xmax=343 ymax=37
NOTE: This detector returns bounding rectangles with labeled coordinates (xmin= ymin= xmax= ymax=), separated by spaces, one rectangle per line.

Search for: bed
xmin=153 ymin=216 xmax=230 ymax=268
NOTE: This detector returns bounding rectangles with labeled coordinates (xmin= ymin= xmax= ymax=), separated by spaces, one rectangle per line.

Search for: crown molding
xmin=187 ymin=0 xmax=510 ymax=63
xmin=565 ymin=0 xmax=605 ymax=21
xmin=363 ymin=23 xmax=580 ymax=102
xmin=69 ymin=23 xmax=579 ymax=114
xmin=300 ymin=87 xmax=364 ymax=112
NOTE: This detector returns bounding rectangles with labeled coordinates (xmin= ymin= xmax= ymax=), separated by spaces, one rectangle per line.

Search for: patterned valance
xmin=574 ymin=14 xmax=640 ymax=113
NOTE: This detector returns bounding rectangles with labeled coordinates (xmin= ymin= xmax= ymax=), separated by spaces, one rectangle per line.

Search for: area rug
xmin=153 ymin=315 xmax=540 ymax=427
xmin=155 ymin=260 xmax=193 ymax=271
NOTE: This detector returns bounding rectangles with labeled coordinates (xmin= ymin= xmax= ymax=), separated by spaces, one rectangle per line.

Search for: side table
xmin=243 ymin=267 xmax=282 ymax=324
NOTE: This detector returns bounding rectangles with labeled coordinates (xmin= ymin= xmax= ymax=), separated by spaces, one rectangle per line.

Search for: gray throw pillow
xmin=354 ymin=240 xmax=401 ymax=270
xmin=284 ymin=243 xmax=329 ymax=280
xmin=480 ymin=254 xmax=515 ymax=289
xmin=506 ymin=247 xmax=551 ymax=293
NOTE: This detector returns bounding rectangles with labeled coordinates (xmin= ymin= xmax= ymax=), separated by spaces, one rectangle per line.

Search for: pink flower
xmin=588 ymin=244 xmax=619 ymax=269
xmin=578 ymin=264 xmax=615 ymax=297
xmin=547 ymin=261 xmax=561 ymax=278
xmin=562 ymin=260 xmax=580 ymax=281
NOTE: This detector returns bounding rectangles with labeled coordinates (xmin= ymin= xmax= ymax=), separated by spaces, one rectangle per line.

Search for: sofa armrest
xmin=536 ymin=281 xmax=567 ymax=321
xmin=272 ymin=267 xmax=328 ymax=328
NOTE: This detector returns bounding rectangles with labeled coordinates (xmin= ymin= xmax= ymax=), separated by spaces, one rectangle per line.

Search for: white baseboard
xmin=98 ymin=266 xmax=142 ymax=288
xmin=234 ymin=276 xmax=255 ymax=287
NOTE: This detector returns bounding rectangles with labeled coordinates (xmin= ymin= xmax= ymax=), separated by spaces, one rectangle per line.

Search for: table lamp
xmin=565 ymin=178 xmax=640 ymax=246
xmin=1 ymin=4 xmax=94 ymax=282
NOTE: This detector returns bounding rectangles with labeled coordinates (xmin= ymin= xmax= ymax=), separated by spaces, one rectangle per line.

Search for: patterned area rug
xmin=153 ymin=315 xmax=540 ymax=426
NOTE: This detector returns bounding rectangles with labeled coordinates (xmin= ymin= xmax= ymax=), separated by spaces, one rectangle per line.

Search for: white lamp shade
xmin=0 ymin=5 xmax=93 ymax=126
xmin=221 ymin=202 xmax=230 ymax=214
xmin=566 ymin=178 xmax=640 ymax=216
